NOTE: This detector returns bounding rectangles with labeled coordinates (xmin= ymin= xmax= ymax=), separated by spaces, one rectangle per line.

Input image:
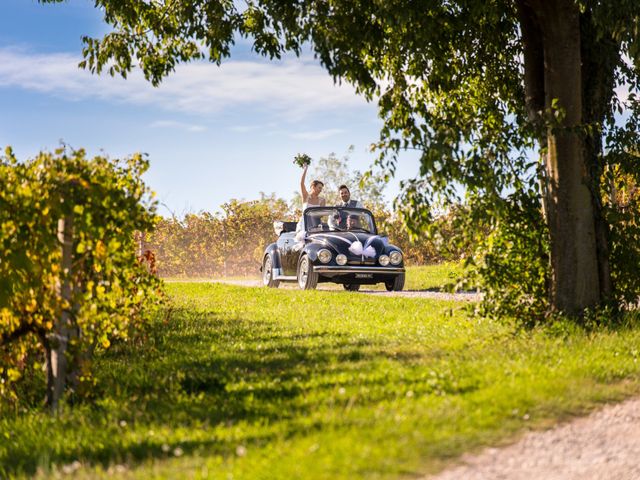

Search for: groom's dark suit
xmin=340 ymin=199 xmax=362 ymax=208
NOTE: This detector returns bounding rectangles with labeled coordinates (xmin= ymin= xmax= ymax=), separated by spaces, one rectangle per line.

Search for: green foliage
xmin=605 ymin=165 xmax=640 ymax=304
xmin=599 ymin=64 xmax=640 ymax=305
xmin=0 ymin=147 xmax=164 ymax=406
xmin=48 ymin=0 xmax=640 ymax=320
xmin=2 ymin=283 xmax=640 ymax=478
xmin=376 ymin=204 xmax=474 ymax=266
xmin=466 ymin=191 xmax=550 ymax=322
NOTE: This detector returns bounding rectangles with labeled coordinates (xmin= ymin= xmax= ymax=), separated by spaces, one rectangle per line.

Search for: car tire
xmin=262 ymin=254 xmax=280 ymax=288
xmin=343 ymin=284 xmax=361 ymax=292
xmin=297 ymin=254 xmax=318 ymax=290
xmin=385 ymin=273 xmax=405 ymax=292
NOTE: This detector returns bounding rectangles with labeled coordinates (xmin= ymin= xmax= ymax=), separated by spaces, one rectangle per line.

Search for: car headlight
xmin=336 ymin=254 xmax=347 ymax=265
xmin=379 ymin=254 xmax=390 ymax=266
xmin=318 ymin=249 xmax=332 ymax=264
xmin=389 ymin=251 xmax=403 ymax=265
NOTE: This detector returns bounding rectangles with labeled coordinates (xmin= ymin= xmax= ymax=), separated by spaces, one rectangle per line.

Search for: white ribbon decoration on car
xmin=348 ymin=234 xmax=380 ymax=257
xmin=309 ymin=233 xmax=381 ymax=258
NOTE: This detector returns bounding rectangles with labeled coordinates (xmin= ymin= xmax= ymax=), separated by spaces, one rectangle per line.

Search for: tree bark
xmin=47 ymin=215 xmax=75 ymax=411
xmin=526 ymin=0 xmax=601 ymax=314
xmin=580 ymin=12 xmax=618 ymax=301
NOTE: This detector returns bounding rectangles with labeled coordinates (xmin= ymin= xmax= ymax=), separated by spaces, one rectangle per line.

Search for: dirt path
xmin=361 ymin=289 xmax=480 ymax=301
xmin=425 ymin=396 xmax=640 ymax=480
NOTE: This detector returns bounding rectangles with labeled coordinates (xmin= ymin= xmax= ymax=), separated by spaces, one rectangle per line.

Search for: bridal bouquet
xmin=293 ymin=153 xmax=312 ymax=168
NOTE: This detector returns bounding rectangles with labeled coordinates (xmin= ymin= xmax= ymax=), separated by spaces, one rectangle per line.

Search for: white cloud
xmin=0 ymin=47 xmax=368 ymax=120
xmin=290 ymin=128 xmax=345 ymax=140
xmin=149 ymin=120 xmax=207 ymax=132
xmin=229 ymin=125 xmax=265 ymax=133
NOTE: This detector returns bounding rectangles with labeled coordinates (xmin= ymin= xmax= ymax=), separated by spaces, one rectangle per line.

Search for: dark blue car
xmin=261 ymin=207 xmax=405 ymax=291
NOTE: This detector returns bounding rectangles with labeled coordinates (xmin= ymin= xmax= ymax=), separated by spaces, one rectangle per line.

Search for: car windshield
xmin=303 ymin=207 xmax=377 ymax=234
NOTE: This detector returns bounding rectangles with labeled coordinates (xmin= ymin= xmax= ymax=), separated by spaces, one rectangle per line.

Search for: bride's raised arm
xmin=300 ymin=164 xmax=309 ymax=203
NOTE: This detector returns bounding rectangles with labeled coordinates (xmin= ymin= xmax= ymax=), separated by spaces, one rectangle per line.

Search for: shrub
xmin=0 ymin=147 xmax=164 ymax=408
xmin=147 ymin=195 xmax=291 ymax=277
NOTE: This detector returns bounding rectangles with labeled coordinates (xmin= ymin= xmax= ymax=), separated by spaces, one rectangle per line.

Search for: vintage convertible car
xmin=261 ymin=207 xmax=405 ymax=291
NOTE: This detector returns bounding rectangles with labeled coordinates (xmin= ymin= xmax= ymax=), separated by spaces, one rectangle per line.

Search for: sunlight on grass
xmin=403 ymin=262 xmax=465 ymax=291
xmin=2 ymin=282 xmax=639 ymax=479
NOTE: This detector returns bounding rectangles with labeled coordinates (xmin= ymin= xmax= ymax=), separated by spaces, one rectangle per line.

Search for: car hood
xmin=308 ymin=231 xmax=388 ymax=256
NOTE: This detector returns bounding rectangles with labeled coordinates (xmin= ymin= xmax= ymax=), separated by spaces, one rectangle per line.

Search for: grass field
xmin=2 ymin=266 xmax=640 ymax=479
xmin=402 ymin=263 xmax=465 ymax=290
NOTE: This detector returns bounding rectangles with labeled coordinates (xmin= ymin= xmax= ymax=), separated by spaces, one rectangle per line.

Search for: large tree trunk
xmin=525 ymin=0 xmax=601 ymax=314
xmin=580 ymin=12 xmax=619 ymax=301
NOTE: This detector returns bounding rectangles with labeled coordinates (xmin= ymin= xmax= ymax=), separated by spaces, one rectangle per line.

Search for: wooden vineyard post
xmin=47 ymin=214 xmax=75 ymax=411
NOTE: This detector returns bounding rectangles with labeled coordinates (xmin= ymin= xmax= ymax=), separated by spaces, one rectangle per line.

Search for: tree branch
xmin=516 ymin=0 xmax=545 ymax=126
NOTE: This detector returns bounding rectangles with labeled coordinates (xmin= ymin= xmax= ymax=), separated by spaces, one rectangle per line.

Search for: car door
xmin=277 ymin=232 xmax=296 ymax=275
xmin=288 ymin=235 xmax=307 ymax=275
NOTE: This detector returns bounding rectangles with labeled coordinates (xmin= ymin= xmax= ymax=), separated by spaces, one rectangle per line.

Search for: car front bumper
xmin=313 ymin=266 xmax=405 ymax=274
xmin=313 ymin=265 xmax=404 ymax=284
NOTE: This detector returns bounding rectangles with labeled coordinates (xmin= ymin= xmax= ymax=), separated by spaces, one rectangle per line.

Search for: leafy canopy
xmin=42 ymin=0 xmax=640 ymax=318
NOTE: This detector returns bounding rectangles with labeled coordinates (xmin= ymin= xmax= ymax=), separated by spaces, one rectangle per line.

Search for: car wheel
xmin=385 ymin=273 xmax=405 ymax=292
xmin=262 ymin=255 xmax=280 ymax=288
xmin=343 ymin=284 xmax=361 ymax=292
xmin=297 ymin=254 xmax=318 ymax=290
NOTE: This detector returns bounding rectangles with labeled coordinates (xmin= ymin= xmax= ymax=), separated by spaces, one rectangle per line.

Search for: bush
xmin=147 ymin=195 xmax=290 ymax=277
xmin=0 ymin=147 xmax=164 ymax=408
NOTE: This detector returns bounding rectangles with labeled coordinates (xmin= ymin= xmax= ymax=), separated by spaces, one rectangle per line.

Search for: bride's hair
xmin=310 ymin=180 xmax=324 ymax=188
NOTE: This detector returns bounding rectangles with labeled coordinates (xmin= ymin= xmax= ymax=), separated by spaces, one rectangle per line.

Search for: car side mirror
xmin=273 ymin=221 xmax=298 ymax=236
xmin=282 ymin=221 xmax=297 ymax=233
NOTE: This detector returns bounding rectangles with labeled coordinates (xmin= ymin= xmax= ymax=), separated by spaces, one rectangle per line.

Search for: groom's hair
xmin=338 ymin=184 xmax=349 ymax=192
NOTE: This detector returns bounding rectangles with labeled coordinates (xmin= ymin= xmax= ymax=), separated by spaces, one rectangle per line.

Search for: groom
xmin=338 ymin=185 xmax=363 ymax=208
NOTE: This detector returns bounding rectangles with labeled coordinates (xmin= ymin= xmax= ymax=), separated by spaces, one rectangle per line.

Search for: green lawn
xmin=2 ymin=280 xmax=640 ymax=479
xmin=403 ymin=262 xmax=465 ymax=291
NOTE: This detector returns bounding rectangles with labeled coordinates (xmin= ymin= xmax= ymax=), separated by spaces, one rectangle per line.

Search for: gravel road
xmin=426 ymin=396 xmax=640 ymax=480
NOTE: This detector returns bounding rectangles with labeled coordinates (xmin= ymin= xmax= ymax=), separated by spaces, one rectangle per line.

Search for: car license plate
xmin=355 ymin=273 xmax=373 ymax=279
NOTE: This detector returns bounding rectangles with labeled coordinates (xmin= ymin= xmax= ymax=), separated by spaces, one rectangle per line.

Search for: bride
xmin=296 ymin=164 xmax=325 ymax=237
xmin=300 ymin=164 xmax=326 ymax=209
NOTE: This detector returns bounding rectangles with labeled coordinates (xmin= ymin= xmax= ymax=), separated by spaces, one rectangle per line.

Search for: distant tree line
xmin=144 ymin=194 xmax=468 ymax=278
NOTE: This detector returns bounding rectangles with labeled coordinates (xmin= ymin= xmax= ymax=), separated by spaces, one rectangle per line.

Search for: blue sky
xmin=0 ymin=0 xmax=421 ymax=216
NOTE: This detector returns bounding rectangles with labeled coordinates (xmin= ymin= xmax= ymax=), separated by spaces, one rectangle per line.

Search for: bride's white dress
xmin=302 ymin=199 xmax=323 ymax=209
xmin=296 ymin=199 xmax=324 ymax=237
